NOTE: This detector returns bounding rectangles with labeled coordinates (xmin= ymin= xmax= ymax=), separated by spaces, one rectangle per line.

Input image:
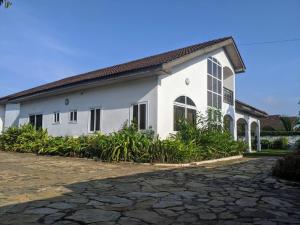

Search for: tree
xmin=279 ymin=116 xmax=293 ymax=131
xmin=0 ymin=0 xmax=12 ymax=8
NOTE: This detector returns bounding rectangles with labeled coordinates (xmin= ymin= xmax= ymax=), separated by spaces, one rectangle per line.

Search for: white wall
xmin=18 ymin=77 xmax=158 ymax=136
xmin=4 ymin=103 xmax=20 ymax=128
xmin=157 ymin=49 xmax=236 ymax=138
xmin=0 ymin=105 xmax=5 ymax=133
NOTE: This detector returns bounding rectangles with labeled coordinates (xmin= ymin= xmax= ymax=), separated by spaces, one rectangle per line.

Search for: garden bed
xmin=0 ymin=117 xmax=247 ymax=163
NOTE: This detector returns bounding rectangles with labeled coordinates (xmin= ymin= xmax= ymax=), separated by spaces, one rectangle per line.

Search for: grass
xmin=244 ymin=149 xmax=294 ymax=157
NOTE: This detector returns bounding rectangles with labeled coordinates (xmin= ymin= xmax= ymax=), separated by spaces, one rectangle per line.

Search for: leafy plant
xmin=272 ymin=150 xmax=300 ymax=181
xmin=0 ymin=114 xmax=247 ymax=163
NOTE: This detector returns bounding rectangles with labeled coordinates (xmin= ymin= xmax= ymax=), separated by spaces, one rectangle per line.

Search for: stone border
xmin=143 ymin=155 xmax=243 ymax=167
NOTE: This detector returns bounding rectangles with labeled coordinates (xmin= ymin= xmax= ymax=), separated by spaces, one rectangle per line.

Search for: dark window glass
xmin=213 ymin=94 xmax=217 ymax=108
xmin=207 ymin=91 xmax=212 ymax=106
xmin=207 ymin=75 xmax=212 ymax=91
xmin=207 ymin=59 xmax=212 ymax=75
xmin=70 ymin=111 xmax=73 ymax=121
xmin=36 ymin=114 xmax=43 ymax=130
xmin=218 ymin=80 xmax=222 ymax=94
xmin=133 ymin=104 xmax=138 ymax=126
xmin=175 ymin=96 xmax=185 ymax=104
xmin=213 ymin=78 xmax=217 ymax=92
xmin=174 ymin=105 xmax=185 ymax=131
xmin=213 ymin=63 xmax=217 ymax=77
xmin=29 ymin=115 xmax=35 ymax=127
xmin=139 ymin=104 xmax=146 ymax=130
xmin=95 ymin=109 xmax=101 ymax=131
xmin=187 ymin=108 xmax=196 ymax=125
xmin=57 ymin=113 xmax=60 ymax=122
xmin=186 ymin=97 xmax=196 ymax=106
xmin=74 ymin=111 xmax=77 ymax=121
xmin=90 ymin=109 xmax=95 ymax=131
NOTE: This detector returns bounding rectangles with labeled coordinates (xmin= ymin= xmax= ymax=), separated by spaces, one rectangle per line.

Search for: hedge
xmin=261 ymin=131 xmax=300 ymax=137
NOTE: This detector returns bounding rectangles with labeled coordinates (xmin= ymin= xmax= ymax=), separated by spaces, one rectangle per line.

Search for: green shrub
xmin=261 ymin=131 xmax=300 ymax=136
xmin=261 ymin=139 xmax=270 ymax=149
xmin=296 ymin=139 xmax=300 ymax=150
xmin=272 ymin=150 xmax=300 ymax=181
xmin=0 ymin=124 xmax=48 ymax=153
xmin=0 ymin=115 xmax=247 ymax=163
xmin=271 ymin=137 xmax=288 ymax=149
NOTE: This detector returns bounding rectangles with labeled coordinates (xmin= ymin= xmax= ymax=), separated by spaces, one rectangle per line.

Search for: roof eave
xmin=1 ymin=65 xmax=164 ymax=104
xmin=162 ymin=37 xmax=246 ymax=74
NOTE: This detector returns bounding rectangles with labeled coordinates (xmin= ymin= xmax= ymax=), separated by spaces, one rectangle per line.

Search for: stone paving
xmin=0 ymin=151 xmax=300 ymax=225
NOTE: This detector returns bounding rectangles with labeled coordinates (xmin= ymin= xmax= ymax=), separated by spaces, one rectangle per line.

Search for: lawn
xmin=244 ymin=149 xmax=294 ymax=157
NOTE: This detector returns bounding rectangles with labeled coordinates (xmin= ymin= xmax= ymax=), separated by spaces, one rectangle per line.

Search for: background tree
xmin=0 ymin=0 xmax=12 ymax=8
xmin=279 ymin=116 xmax=294 ymax=131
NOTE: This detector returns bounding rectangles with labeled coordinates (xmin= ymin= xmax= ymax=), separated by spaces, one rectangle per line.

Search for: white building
xmin=0 ymin=37 xmax=267 ymax=152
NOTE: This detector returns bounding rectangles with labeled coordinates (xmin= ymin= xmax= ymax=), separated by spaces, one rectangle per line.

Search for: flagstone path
xmin=0 ymin=151 xmax=299 ymax=225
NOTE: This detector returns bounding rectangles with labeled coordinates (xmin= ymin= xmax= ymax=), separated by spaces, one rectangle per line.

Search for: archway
xmin=224 ymin=114 xmax=234 ymax=137
xmin=251 ymin=121 xmax=260 ymax=151
xmin=237 ymin=118 xmax=248 ymax=142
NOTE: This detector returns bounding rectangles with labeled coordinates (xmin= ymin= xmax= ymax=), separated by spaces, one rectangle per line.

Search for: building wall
xmin=0 ymin=105 xmax=5 ymax=133
xmin=18 ymin=77 xmax=158 ymax=136
xmin=157 ymin=48 xmax=236 ymax=138
xmin=4 ymin=103 xmax=20 ymax=128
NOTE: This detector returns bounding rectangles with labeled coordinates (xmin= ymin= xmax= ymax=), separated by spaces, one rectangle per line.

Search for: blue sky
xmin=0 ymin=0 xmax=299 ymax=116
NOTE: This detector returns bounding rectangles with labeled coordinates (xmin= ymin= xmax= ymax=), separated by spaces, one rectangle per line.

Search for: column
xmin=246 ymin=120 xmax=251 ymax=152
xmin=257 ymin=121 xmax=261 ymax=151
xmin=233 ymin=119 xmax=238 ymax=141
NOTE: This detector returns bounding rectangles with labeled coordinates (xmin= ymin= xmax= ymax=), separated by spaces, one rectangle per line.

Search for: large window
xmin=207 ymin=57 xmax=222 ymax=109
xmin=132 ymin=103 xmax=147 ymax=130
xmin=29 ymin=114 xmax=43 ymax=130
xmin=174 ymin=96 xmax=197 ymax=131
xmin=90 ymin=108 xmax=101 ymax=132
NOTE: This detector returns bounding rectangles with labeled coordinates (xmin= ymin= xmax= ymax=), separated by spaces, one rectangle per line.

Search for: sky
xmin=0 ymin=0 xmax=299 ymax=116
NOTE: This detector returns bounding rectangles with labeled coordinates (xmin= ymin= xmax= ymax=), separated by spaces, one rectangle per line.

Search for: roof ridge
xmin=0 ymin=36 xmax=232 ymax=102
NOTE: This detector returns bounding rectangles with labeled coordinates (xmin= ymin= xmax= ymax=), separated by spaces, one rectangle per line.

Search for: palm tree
xmin=0 ymin=0 xmax=12 ymax=8
xmin=279 ymin=116 xmax=293 ymax=131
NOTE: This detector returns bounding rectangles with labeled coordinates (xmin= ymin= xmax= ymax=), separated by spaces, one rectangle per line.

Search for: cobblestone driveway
xmin=0 ymin=151 xmax=299 ymax=225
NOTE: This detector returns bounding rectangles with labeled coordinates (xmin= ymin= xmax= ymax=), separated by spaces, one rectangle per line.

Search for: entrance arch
xmin=237 ymin=118 xmax=248 ymax=142
xmin=224 ymin=114 xmax=234 ymax=137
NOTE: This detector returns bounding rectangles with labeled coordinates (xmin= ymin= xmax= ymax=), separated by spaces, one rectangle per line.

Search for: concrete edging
xmin=148 ymin=155 xmax=243 ymax=167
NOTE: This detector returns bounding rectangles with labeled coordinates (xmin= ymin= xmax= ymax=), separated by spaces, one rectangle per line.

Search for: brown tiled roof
xmin=235 ymin=100 xmax=268 ymax=118
xmin=0 ymin=37 xmax=236 ymax=103
xmin=260 ymin=115 xmax=298 ymax=131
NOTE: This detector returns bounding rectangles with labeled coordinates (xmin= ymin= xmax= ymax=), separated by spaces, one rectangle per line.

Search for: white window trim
xmin=69 ymin=109 xmax=78 ymax=124
xmin=53 ymin=111 xmax=60 ymax=125
xmin=88 ymin=107 xmax=102 ymax=133
xmin=207 ymin=57 xmax=223 ymax=110
xmin=130 ymin=101 xmax=148 ymax=130
xmin=173 ymin=96 xmax=197 ymax=131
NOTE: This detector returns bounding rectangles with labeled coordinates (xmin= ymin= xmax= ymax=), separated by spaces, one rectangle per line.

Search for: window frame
xmin=207 ymin=57 xmax=223 ymax=110
xmin=89 ymin=107 xmax=101 ymax=133
xmin=69 ymin=109 xmax=78 ymax=123
xmin=131 ymin=101 xmax=148 ymax=130
xmin=53 ymin=111 xmax=60 ymax=124
xmin=173 ymin=96 xmax=197 ymax=131
xmin=29 ymin=113 xmax=43 ymax=130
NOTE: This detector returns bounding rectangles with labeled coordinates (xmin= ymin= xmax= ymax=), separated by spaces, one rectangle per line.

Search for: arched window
xmin=174 ymin=96 xmax=197 ymax=131
xmin=207 ymin=57 xmax=222 ymax=109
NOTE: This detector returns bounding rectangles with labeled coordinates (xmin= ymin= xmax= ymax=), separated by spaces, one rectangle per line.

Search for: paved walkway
xmin=0 ymin=151 xmax=299 ymax=225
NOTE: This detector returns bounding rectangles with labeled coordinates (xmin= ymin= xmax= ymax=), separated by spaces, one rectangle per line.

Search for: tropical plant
xmin=0 ymin=0 xmax=12 ymax=8
xmin=279 ymin=116 xmax=294 ymax=131
xmin=0 ymin=114 xmax=247 ymax=163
